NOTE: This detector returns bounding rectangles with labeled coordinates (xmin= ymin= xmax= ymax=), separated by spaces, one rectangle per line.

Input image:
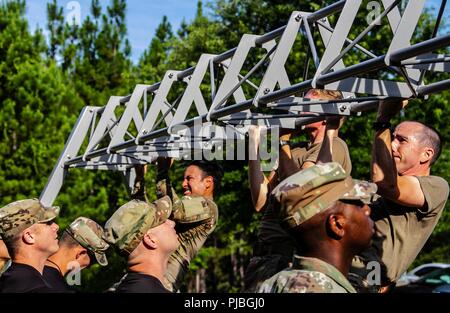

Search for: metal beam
xmin=390 ymin=35 xmax=450 ymax=64
xmin=42 ymin=0 xmax=450 ymax=208
xmin=40 ymin=107 xmax=99 ymax=206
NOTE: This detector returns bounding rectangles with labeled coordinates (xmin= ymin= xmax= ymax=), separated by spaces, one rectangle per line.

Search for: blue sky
xmin=26 ymin=0 xmax=199 ymax=63
xmin=25 ymin=1 xmax=448 ymax=64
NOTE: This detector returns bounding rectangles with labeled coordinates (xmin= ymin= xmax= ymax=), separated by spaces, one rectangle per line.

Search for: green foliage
xmin=137 ymin=15 xmax=174 ymax=84
xmin=0 ymin=0 xmax=81 ymax=203
xmin=46 ymin=0 xmax=133 ymax=104
xmin=167 ymin=4 xmax=225 ymax=70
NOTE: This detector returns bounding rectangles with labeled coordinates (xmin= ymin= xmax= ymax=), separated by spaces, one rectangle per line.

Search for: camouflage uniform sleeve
xmin=0 ymin=259 xmax=11 ymax=276
xmin=258 ymin=274 xmax=282 ymax=293
xmin=130 ymin=169 xmax=148 ymax=203
xmin=258 ymin=270 xmax=345 ymax=293
xmin=156 ymin=178 xmax=180 ymax=202
xmin=131 ymin=165 xmax=149 ymax=202
xmin=171 ymin=196 xmax=217 ymax=224
xmin=163 ymin=198 xmax=219 ymax=292
xmin=155 ymin=168 xmax=180 ymax=203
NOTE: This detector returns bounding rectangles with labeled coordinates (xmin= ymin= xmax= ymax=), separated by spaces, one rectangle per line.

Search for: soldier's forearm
xmin=372 ymin=128 xmax=398 ymax=194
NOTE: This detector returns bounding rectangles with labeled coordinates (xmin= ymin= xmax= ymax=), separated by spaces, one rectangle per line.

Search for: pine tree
xmin=138 ymin=15 xmax=174 ymax=83
xmin=0 ymin=0 xmax=83 ymax=204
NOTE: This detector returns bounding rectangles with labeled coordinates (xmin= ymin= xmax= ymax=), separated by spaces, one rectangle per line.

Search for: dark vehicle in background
xmin=433 ymin=284 xmax=450 ymax=293
xmin=394 ymin=267 xmax=450 ymax=293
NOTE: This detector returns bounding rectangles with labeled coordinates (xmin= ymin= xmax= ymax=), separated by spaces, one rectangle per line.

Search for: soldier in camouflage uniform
xmin=159 ymin=159 xmax=221 ymax=292
xmin=245 ymin=89 xmax=352 ymax=292
xmin=258 ymin=163 xmax=376 ymax=293
xmin=0 ymin=199 xmax=60 ymax=293
xmin=130 ymin=159 xmax=221 ymax=292
xmin=103 ymin=196 xmax=178 ymax=293
xmin=43 ymin=217 xmax=110 ymax=292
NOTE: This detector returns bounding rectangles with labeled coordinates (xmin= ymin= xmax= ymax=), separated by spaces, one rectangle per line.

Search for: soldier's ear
xmin=142 ymin=231 xmax=158 ymax=250
xmin=75 ymin=248 xmax=88 ymax=260
xmin=204 ymin=175 xmax=213 ymax=189
xmin=74 ymin=248 xmax=91 ymax=269
xmin=420 ymin=146 xmax=434 ymax=164
xmin=328 ymin=213 xmax=345 ymax=239
xmin=22 ymin=227 xmax=37 ymax=244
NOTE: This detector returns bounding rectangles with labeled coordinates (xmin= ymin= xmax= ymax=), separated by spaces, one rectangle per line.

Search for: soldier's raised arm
xmin=371 ymin=99 xmax=427 ymax=207
xmin=248 ymin=125 xmax=278 ymax=212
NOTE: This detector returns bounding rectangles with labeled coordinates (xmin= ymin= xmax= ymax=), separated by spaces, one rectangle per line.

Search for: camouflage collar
xmin=292 ymin=255 xmax=356 ymax=293
xmin=0 ymin=258 xmax=11 ymax=275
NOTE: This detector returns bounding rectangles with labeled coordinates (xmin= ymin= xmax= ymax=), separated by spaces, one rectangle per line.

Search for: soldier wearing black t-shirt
xmin=104 ymin=197 xmax=178 ymax=293
xmin=43 ymin=265 xmax=74 ymax=293
xmin=43 ymin=217 xmax=109 ymax=293
xmin=1 ymin=263 xmax=53 ymax=293
xmin=116 ymin=273 xmax=171 ymax=293
xmin=0 ymin=199 xmax=60 ymax=293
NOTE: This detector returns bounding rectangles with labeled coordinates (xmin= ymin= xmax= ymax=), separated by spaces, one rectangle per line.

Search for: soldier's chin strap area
xmin=40 ymin=0 xmax=450 ymax=208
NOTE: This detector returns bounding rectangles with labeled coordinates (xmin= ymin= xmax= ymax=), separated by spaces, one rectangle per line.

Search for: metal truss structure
xmin=40 ymin=0 xmax=449 ymax=206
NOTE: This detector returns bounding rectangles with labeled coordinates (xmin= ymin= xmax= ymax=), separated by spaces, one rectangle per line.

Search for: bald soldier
xmin=0 ymin=199 xmax=60 ymax=293
xmin=350 ymin=99 xmax=449 ymax=292
xmin=259 ymin=163 xmax=376 ymax=293
xmin=104 ymin=197 xmax=178 ymax=293
xmin=43 ymin=217 xmax=110 ymax=292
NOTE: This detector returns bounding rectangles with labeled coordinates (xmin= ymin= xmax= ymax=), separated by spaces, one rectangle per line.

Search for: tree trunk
xmin=196 ymin=268 xmax=206 ymax=293
xmin=231 ymin=250 xmax=238 ymax=286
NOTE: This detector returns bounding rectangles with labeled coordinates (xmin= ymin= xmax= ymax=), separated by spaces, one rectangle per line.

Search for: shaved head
xmin=397 ymin=121 xmax=442 ymax=165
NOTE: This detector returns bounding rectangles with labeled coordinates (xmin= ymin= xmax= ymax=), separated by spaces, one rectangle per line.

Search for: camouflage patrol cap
xmin=172 ymin=196 xmax=217 ymax=224
xmin=104 ymin=196 xmax=172 ymax=254
xmin=0 ymin=199 xmax=60 ymax=240
xmin=65 ymin=217 xmax=110 ymax=266
xmin=272 ymin=162 xmax=377 ymax=229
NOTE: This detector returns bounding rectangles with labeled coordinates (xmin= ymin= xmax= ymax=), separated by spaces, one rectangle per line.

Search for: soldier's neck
xmin=46 ymin=252 xmax=70 ymax=276
xmin=13 ymin=252 xmax=48 ymax=275
xmin=203 ymin=189 xmax=214 ymax=200
xmin=128 ymin=253 xmax=168 ymax=283
xmin=308 ymin=129 xmax=326 ymax=145
xmin=304 ymin=250 xmax=351 ymax=277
